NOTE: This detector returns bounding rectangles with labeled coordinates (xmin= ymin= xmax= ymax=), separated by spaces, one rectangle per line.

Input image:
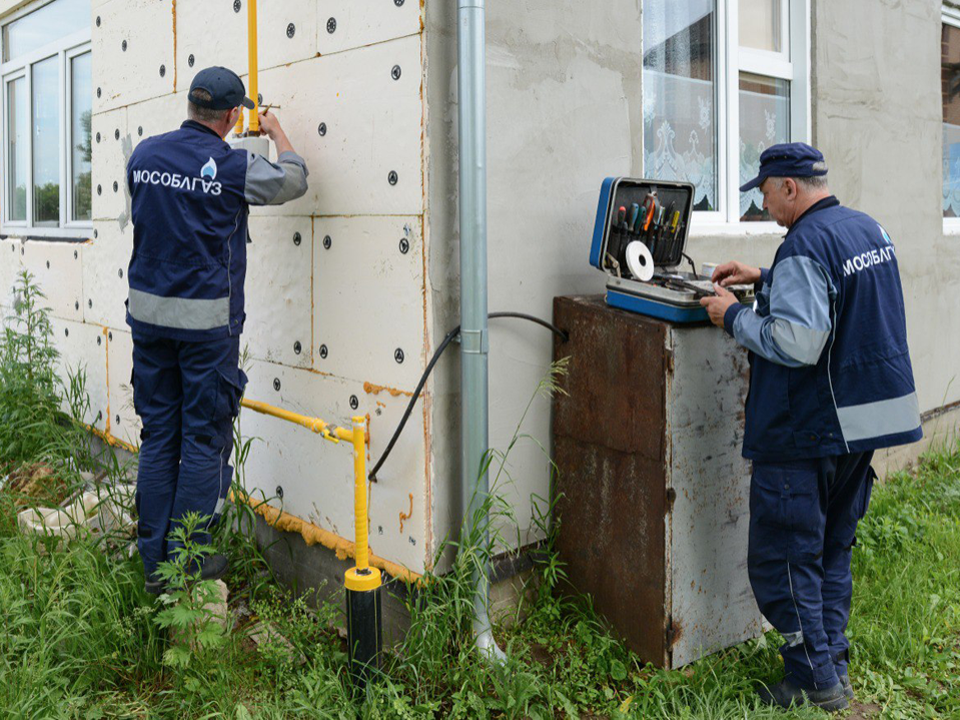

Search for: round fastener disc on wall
xmin=349 ymin=395 xmax=359 ymax=410
xmin=90 ymin=300 xmax=94 ymax=309
xmin=75 ymin=301 xmax=79 ymax=311
xmin=391 ymin=65 xmax=402 ymax=81
xmin=318 ymin=122 xmax=327 ymax=136
xmin=293 ymin=232 xmax=301 ymax=246
xmin=122 ymin=40 xmax=127 ymax=51
xmin=286 ymin=23 xmax=296 ymax=38
xmin=399 ymin=238 xmax=410 ymax=254
xmin=234 ymin=0 xmax=241 ymax=11
xmin=188 ymin=54 xmax=195 ymax=67
xmin=94 ymin=229 xmax=98 ymax=238
xmin=96 ymin=335 xmax=101 ymax=345
xmin=116 ymin=415 xmax=120 ymax=425
xmin=65 ymin=328 xmax=69 ymax=337
xmin=294 ymin=341 xmax=302 ymax=355
xmin=115 ymin=129 xmax=120 ymax=140
xmin=388 ymin=171 xmax=398 ymax=185
xmin=319 ymin=344 xmax=328 ymax=359
xmin=159 ymin=65 xmax=165 ymax=77
xmin=108 ymin=332 xmax=113 ymax=341
xmin=273 ymin=378 xmax=281 ymax=392
xmin=97 ymin=185 xmax=102 ymax=195
xmin=323 ymin=235 xmax=332 ymax=250
xmin=276 ymin=486 xmax=284 ymax=499
xmin=96 ymin=132 xmax=100 ymax=143
xmin=258 ymin=93 xmax=263 ymax=105
xmin=395 ymin=0 xmax=404 ymax=6
xmin=96 ymin=411 xmax=102 ymax=422
xmin=46 ymin=261 xmax=50 ymax=269
xmin=96 ymin=15 xmax=100 ymax=26
xmin=138 ymin=126 xmax=143 ymax=137
xmin=74 ymin=250 xmax=78 ymax=259
xmin=113 ymin=181 xmax=118 ymax=193
xmin=97 ymin=87 xmax=101 ymax=98
xmin=394 ymin=349 xmax=405 ymax=364
xmin=327 ymin=17 xmax=336 ymax=33
xmin=118 ymin=269 xmax=123 ymax=278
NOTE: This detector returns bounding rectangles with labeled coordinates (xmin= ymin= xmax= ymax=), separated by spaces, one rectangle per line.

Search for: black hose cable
xmin=367 ymin=312 xmax=569 ymax=481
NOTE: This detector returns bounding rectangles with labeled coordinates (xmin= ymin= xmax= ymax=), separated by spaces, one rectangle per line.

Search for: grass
xmin=0 ymin=270 xmax=959 ymax=718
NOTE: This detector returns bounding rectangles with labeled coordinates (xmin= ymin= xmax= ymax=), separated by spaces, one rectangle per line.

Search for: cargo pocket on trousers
xmin=751 ymin=463 xmax=825 ymax=562
xmin=214 ymin=367 xmax=248 ymax=423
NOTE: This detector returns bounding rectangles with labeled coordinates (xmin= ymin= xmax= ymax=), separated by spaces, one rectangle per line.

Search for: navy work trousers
xmin=748 ymin=452 xmax=875 ymax=691
xmin=131 ymin=334 xmax=247 ymax=576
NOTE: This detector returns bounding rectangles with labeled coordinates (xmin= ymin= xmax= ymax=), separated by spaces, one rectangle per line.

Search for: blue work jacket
xmin=125 ymin=120 xmax=308 ymax=341
xmin=724 ymin=196 xmax=922 ymax=461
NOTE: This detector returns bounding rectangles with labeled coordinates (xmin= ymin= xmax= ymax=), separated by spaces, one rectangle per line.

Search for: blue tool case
xmin=589 ymin=177 xmax=710 ymax=324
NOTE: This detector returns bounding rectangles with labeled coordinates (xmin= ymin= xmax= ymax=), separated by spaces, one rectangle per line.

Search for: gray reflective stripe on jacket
xmin=128 ymin=287 xmax=230 ymax=331
xmin=732 ymin=255 xmax=835 ymax=368
xmin=836 ymin=392 xmax=921 ymax=443
xmin=244 ymin=150 xmax=309 ymax=206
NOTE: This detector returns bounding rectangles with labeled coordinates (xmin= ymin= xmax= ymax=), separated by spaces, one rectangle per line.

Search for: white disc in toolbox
xmin=625 ymin=241 xmax=655 ymax=282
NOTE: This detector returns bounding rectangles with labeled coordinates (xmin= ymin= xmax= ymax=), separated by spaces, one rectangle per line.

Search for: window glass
xmin=643 ymin=0 xmax=719 ymax=212
xmin=7 ymin=77 xmax=28 ymax=222
xmin=2 ymin=0 xmax=91 ymax=62
xmin=71 ymin=52 xmax=92 ymax=222
xmin=32 ymin=55 xmax=60 ymax=226
xmin=740 ymin=0 xmax=782 ymax=53
xmin=739 ymin=72 xmax=790 ymax=221
xmin=943 ymin=22 xmax=960 ymax=218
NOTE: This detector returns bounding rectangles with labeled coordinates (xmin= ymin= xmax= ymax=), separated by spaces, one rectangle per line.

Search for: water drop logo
xmin=878 ymin=224 xmax=893 ymax=245
xmin=200 ymin=157 xmax=218 ymax=180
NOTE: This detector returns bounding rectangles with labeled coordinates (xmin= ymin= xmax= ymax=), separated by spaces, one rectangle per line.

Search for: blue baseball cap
xmin=188 ymin=66 xmax=255 ymax=111
xmin=739 ymin=142 xmax=828 ymax=192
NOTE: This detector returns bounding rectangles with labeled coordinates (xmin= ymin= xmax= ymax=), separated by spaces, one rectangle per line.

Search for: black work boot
xmin=757 ymin=679 xmax=849 ymax=713
xmin=838 ymin=672 xmax=854 ymax=700
xmin=144 ymin=571 xmax=165 ymax=595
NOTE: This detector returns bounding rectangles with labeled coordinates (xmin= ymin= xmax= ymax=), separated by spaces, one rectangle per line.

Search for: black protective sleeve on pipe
xmin=367 ymin=312 xmax=568 ymax=481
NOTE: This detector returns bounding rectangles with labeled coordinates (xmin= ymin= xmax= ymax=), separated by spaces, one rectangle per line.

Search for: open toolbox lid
xmin=589 ymin=177 xmax=696 ymax=277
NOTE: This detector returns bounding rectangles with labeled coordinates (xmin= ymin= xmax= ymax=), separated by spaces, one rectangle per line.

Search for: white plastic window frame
xmin=682 ymin=0 xmax=811 ymax=236
xmin=942 ymin=6 xmax=960 ymax=234
xmin=0 ymin=0 xmax=91 ymax=239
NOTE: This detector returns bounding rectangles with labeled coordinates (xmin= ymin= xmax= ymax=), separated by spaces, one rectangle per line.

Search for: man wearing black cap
xmin=700 ymin=143 xmax=921 ymax=712
xmin=125 ymin=67 xmax=309 ymax=594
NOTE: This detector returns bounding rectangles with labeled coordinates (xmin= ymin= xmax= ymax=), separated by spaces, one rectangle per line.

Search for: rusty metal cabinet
xmin=552 ymin=295 xmax=765 ymax=668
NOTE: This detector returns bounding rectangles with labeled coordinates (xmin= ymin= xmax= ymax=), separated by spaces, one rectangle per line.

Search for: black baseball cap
xmin=740 ymin=142 xmax=828 ymax=192
xmin=188 ymin=66 xmax=255 ymax=111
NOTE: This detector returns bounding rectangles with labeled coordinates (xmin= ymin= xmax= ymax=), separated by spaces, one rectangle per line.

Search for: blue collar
xmin=788 ymin=195 xmax=840 ymax=235
xmin=181 ymin=119 xmax=225 ymax=140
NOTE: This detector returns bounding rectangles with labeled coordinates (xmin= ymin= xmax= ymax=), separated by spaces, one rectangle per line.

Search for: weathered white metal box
xmin=553 ymin=295 xmax=765 ymax=668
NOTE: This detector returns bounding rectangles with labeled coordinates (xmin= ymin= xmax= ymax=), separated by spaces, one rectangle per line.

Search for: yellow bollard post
xmin=234 ymin=107 xmax=244 ymax=136
xmin=344 ymin=416 xmax=382 ymax=689
xmin=247 ymin=0 xmax=259 ymax=134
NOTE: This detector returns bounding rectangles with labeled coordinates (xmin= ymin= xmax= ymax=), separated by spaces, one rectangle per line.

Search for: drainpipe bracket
xmin=460 ymin=328 xmax=488 ymax=354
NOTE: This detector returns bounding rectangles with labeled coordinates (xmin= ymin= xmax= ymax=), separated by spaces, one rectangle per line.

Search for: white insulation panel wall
xmin=22 ymin=0 xmax=437 ymax=575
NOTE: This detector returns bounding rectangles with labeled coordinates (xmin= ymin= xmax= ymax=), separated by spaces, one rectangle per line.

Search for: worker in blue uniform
xmin=125 ymin=67 xmax=309 ymax=594
xmin=700 ymin=143 xmax=922 ymax=712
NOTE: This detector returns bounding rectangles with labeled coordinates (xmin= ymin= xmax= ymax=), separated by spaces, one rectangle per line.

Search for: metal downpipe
xmin=457 ymin=0 xmax=504 ymax=661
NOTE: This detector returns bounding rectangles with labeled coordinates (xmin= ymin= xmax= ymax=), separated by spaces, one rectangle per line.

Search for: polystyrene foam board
xmin=240 ymin=359 xmax=427 ymax=572
xmin=91 ymin=107 xmax=128 ymax=221
xmin=20 ymin=241 xmax=85 ymax=323
xmin=126 ymin=92 xmax=189 ymax=153
xmin=0 ymin=239 xmax=23 ymax=309
xmin=49 ymin=318 xmax=109 ymax=432
xmin=107 ymin=329 xmax=140 ymax=447
xmin=92 ymin=0 xmax=175 ymax=114
xmin=317 ymin=0 xmax=422 ymax=56
xmin=83 ymin=221 xmax=131 ymax=331
xmin=244 ymin=215 xmax=313 ymax=369
xmin=313 ymin=216 xmax=424 ymax=389
xmin=251 ymin=34 xmax=423 ymax=217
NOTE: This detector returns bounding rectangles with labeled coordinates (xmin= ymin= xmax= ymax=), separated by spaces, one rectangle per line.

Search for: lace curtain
xmin=642 ymin=0 xmax=718 ymax=211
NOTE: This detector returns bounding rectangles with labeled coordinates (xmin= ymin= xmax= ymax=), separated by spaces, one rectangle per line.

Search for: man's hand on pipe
xmin=700 ymin=284 xmax=739 ymax=328
xmin=711 ymin=261 xmax=761 ymax=287
xmin=257 ymin=108 xmax=295 ymax=156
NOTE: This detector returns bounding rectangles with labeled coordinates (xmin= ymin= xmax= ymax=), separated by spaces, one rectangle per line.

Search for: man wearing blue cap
xmin=700 ymin=143 xmax=921 ymax=712
xmin=125 ymin=67 xmax=309 ymax=594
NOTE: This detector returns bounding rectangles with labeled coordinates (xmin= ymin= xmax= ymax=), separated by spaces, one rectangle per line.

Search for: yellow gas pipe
xmin=233 ymin=0 xmax=259 ymax=135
